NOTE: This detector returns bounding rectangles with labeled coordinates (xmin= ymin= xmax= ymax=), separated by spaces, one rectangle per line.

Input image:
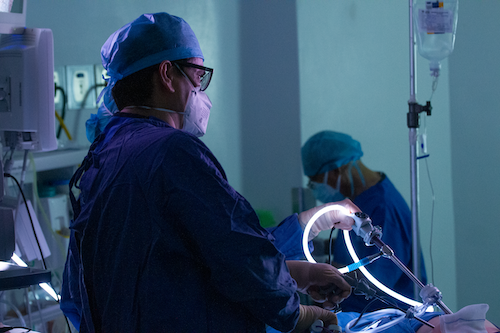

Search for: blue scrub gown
xmin=60 ymin=113 xmax=300 ymax=333
xmin=333 ymin=174 xmax=427 ymax=313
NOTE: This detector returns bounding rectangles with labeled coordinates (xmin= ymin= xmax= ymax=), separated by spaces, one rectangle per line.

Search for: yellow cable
xmin=54 ymin=110 xmax=73 ymax=141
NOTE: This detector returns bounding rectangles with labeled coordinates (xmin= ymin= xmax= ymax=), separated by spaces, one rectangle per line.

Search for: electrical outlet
xmin=94 ymin=64 xmax=109 ymax=107
xmin=53 ymin=66 xmax=66 ymax=111
xmin=66 ymin=65 xmax=96 ymax=110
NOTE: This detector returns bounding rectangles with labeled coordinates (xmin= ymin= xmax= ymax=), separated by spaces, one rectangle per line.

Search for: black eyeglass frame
xmin=173 ymin=61 xmax=213 ymax=91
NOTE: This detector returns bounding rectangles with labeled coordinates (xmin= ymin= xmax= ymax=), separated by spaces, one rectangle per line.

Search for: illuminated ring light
xmin=302 ymin=205 xmax=424 ymax=308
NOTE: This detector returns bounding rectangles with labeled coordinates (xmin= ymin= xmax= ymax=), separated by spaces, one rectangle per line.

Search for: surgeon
xmin=60 ymin=13 xmax=359 ymax=333
xmin=301 ymin=130 xmax=427 ymax=313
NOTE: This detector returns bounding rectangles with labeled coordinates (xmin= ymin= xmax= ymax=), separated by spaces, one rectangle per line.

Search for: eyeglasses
xmin=173 ymin=62 xmax=213 ymax=91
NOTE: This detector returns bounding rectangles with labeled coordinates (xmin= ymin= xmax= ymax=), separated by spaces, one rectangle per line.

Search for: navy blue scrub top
xmin=60 ymin=113 xmax=300 ymax=333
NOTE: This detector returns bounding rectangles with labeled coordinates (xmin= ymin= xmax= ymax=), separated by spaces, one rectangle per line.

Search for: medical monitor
xmin=0 ymin=27 xmax=57 ymax=152
xmin=0 ymin=0 xmax=26 ymax=34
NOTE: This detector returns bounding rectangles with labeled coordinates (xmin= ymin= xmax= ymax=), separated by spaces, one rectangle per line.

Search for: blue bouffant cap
xmin=101 ymin=12 xmax=203 ymax=81
xmin=97 ymin=12 xmax=204 ymax=107
xmin=301 ymin=131 xmax=363 ymax=176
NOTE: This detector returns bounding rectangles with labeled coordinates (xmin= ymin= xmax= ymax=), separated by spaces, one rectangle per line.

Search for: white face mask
xmin=124 ymin=64 xmax=212 ymax=137
xmin=176 ymin=63 xmax=212 ymax=137
xmin=182 ymin=85 xmax=212 ymax=137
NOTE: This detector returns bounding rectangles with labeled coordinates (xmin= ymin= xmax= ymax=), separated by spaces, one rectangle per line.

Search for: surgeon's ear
xmin=158 ymin=60 xmax=176 ymax=93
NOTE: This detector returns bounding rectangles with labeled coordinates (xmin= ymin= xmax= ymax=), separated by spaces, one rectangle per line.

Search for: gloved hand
xmin=298 ymin=198 xmax=361 ymax=241
xmin=286 ymin=261 xmax=351 ymax=309
xmin=293 ymin=304 xmax=338 ymax=333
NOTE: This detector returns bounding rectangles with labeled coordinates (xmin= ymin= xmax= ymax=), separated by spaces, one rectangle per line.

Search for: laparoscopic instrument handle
xmin=350 ymin=212 xmax=382 ymax=246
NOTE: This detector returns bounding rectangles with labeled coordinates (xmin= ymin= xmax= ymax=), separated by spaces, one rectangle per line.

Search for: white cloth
xmin=440 ymin=304 xmax=489 ymax=333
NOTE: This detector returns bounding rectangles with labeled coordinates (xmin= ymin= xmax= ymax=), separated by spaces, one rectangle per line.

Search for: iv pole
xmin=408 ymin=0 xmax=432 ymax=299
xmin=408 ymin=0 xmax=419 ymax=301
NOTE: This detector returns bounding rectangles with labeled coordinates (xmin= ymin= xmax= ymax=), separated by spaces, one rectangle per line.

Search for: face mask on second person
xmin=309 ymin=171 xmax=345 ymax=203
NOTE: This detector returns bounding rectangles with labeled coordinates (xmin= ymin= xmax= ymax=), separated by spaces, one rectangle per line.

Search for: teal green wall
xmin=449 ymin=0 xmax=500 ymax=324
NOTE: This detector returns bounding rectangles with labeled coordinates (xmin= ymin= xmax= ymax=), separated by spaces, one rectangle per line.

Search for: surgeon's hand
xmin=293 ymin=304 xmax=338 ymax=333
xmin=298 ymin=198 xmax=361 ymax=241
xmin=286 ymin=261 xmax=351 ymax=309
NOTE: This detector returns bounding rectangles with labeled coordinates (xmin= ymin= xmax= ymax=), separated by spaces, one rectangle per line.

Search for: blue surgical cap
xmin=101 ymin=12 xmax=203 ymax=81
xmin=301 ymin=131 xmax=363 ymax=176
xmin=97 ymin=12 xmax=204 ymax=107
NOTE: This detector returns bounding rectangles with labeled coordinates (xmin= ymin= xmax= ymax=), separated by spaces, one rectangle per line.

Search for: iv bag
xmin=414 ymin=0 xmax=459 ymax=77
